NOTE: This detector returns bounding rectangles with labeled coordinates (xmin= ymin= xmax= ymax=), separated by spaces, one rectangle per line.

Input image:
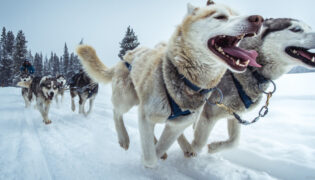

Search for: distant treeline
xmin=0 ymin=27 xmax=81 ymax=87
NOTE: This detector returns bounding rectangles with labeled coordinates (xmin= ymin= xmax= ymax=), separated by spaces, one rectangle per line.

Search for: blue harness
xmin=124 ymin=61 xmax=213 ymax=120
xmin=166 ymin=75 xmax=213 ymax=120
xmin=231 ymin=68 xmax=268 ymax=109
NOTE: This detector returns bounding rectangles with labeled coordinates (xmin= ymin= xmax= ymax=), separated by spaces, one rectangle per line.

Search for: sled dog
xmin=55 ymin=75 xmax=67 ymax=104
xmin=77 ymin=3 xmax=263 ymax=167
xmin=26 ymin=76 xmax=59 ymax=124
xmin=20 ymin=73 xmax=33 ymax=108
xmin=69 ymin=70 xmax=99 ymax=116
xmin=178 ymin=18 xmax=315 ymax=157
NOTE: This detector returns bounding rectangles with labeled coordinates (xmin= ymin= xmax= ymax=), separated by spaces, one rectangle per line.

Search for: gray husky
xmin=69 ymin=70 xmax=99 ymax=116
xmin=178 ymin=18 xmax=315 ymax=157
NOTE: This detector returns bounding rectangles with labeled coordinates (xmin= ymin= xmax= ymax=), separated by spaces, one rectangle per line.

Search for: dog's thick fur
xmin=27 ymin=76 xmax=59 ymax=124
xmin=69 ymin=71 xmax=99 ymax=116
xmin=55 ymin=75 xmax=67 ymax=105
xmin=178 ymin=18 xmax=315 ymax=157
xmin=77 ymin=3 xmax=263 ymax=167
xmin=20 ymin=73 xmax=33 ymax=108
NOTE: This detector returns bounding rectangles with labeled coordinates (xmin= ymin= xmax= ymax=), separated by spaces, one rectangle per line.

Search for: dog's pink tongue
xmin=298 ymin=50 xmax=313 ymax=60
xmin=223 ymin=47 xmax=261 ymax=67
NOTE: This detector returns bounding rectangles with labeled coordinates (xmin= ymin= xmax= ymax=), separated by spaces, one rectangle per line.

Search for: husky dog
xmin=178 ymin=18 xmax=315 ymax=157
xmin=26 ymin=76 xmax=59 ymax=124
xmin=20 ymin=73 xmax=33 ymax=108
xmin=55 ymin=75 xmax=67 ymax=104
xmin=69 ymin=70 xmax=99 ymax=116
xmin=77 ymin=3 xmax=263 ymax=167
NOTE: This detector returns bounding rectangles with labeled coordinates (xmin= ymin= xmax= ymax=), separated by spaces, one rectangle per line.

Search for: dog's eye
xmin=47 ymin=85 xmax=51 ymax=88
xmin=214 ymin=15 xmax=228 ymax=20
xmin=290 ymin=27 xmax=302 ymax=33
xmin=53 ymin=85 xmax=57 ymax=89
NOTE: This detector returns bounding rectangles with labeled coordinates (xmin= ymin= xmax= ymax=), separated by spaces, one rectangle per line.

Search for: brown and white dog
xmin=77 ymin=3 xmax=263 ymax=167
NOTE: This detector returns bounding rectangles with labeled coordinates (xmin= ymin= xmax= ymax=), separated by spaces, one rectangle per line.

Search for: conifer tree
xmin=118 ymin=26 xmax=140 ymax=60
xmin=33 ymin=53 xmax=43 ymax=76
xmin=63 ymin=43 xmax=69 ymax=77
xmin=13 ymin=30 xmax=27 ymax=75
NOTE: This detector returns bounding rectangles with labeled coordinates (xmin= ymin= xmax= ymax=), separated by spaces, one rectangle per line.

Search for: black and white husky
xmin=27 ymin=76 xmax=59 ymax=124
xmin=20 ymin=73 xmax=33 ymax=108
xmin=55 ymin=75 xmax=67 ymax=104
xmin=69 ymin=70 xmax=98 ymax=116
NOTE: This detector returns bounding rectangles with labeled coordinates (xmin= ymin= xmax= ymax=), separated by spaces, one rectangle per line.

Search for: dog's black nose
xmin=24 ymin=79 xmax=26 ymax=81
xmin=50 ymin=92 xmax=54 ymax=97
xmin=248 ymin=15 xmax=264 ymax=26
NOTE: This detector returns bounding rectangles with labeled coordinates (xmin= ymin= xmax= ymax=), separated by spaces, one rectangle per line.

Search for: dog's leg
xmin=36 ymin=99 xmax=51 ymax=124
xmin=177 ymin=134 xmax=196 ymax=158
xmin=85 ymin=97 xmax=95 ymax=116
xmin=208 ymin=117 xmax=240 ymax=153
xmin=156 ymin=121 xmax=192 ymax=159
xmin=189 ymin=113 xmax=218 ymax=156
xmin=113 ymin=109 xmax=130 ymax=150
xmin=43 ymin=103 xmax=52 ymax=124
xmin=138 ymin=107 xmax=157 ymax=168
xmin=154 ymin=136 xmax=168 ymax=160
xmin=71 ymin=91 xmax=76 ymax=112
xmin=78 ymin=95 xmax=86 ymax=114
xmin=23 ymin=94 xmax=30 ymax=108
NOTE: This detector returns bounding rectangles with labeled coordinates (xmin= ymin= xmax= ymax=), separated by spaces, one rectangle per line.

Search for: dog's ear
xmin=207 ymin=0 xmax=215 ymax=6
xmin=187 ymin=3 xmax=199 ymax=15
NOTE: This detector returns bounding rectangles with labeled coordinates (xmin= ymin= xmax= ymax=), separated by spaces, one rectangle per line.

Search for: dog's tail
xmin=76 ymin=45 xmax=114 ymax=84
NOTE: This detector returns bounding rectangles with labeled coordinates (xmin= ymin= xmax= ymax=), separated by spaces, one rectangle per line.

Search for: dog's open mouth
xmin=47 ymin=94 xmax=54 ymax=100
xmin=285 ymin=47 xmax=315 ymax=67
xmin=208 ymin=34 xmax=261 ymax=71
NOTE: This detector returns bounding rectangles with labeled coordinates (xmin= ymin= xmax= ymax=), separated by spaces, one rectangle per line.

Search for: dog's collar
xmin=179 ymin=74 xmax=213 ymax=95
xmin=232 ymin=67 xmax=270 ymax=109
xmin=247 ymin=66 xmax=269 ymax=84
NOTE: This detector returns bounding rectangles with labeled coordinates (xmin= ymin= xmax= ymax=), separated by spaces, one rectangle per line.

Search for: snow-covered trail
xmin=0 ymin=73 xmax=315 ymax=180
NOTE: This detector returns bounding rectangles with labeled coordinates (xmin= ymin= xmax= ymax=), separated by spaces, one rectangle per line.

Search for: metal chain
xmin=206 ymin=80 xmax=276 ymax=125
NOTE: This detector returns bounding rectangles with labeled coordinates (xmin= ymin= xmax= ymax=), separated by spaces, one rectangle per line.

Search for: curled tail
xmin=76 ymin=45 xmax=114 ymax=84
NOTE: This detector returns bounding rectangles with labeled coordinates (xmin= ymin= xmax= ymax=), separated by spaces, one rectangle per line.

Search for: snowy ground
xmin=0 ymin=73 xmax=314 ymax=180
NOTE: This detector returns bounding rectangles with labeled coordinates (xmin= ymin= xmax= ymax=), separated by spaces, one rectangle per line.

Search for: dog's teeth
xmin=245 ymin=60 xmax=250 ymax=66
xmin=312 ymin=57 xmax=315 ymax=62
xmin=293 ymin=50 xmax=297 ymax=54
xmin=236 ymin=60 xmax=240 ymax=65
xmin=217 ymin=47 xmax=223 ymax=52
xmin=254 ymin=32 xmax=257 ymax=36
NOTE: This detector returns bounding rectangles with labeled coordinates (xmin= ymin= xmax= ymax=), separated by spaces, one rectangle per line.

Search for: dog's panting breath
xmin=208 ymin=34 xmax=261 ymax=71
xmin=285 ymin=47 xmax=315 ymax=67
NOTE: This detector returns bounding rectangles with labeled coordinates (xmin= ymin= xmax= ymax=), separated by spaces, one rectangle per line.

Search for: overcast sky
xmin=1 ymin=0 xmax=314 ymax=66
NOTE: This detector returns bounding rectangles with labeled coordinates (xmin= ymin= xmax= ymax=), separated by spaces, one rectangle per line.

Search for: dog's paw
xmin=44 ymin=119 xmax=52 ymax=125
xmin=208 ymin=142 xmax=222 ymax=154
xmin=160 ymin=153 xmax=168 ymax=160
xmin=142 ymin=157 xmax=157 ymax=168
xmin=119 ymin=141 xmax=129 ymax=150
xmin=184 ymin=151 xmax=197 ymax=158
xmin=71 ymin=105 xmax=75 ymax=112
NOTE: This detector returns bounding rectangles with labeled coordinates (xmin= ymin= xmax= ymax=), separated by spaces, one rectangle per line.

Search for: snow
xmin=0 ymin=73 xmax=315 ymax=180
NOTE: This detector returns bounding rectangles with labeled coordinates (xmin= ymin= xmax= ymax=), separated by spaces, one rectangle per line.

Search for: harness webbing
xmin=231 ymin=73 xmax=253 ymax=109
xmin=123 ymin=59 xmax=213 ymax=120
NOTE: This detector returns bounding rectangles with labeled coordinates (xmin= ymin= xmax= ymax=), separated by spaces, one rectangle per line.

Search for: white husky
xmin=77 ymin=3 xmax=263 ymax=167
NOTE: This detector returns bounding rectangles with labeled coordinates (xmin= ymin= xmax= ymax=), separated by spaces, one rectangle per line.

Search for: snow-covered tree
xmin=52 ymin=53 xmax=60 ymax=76
xmin=1 ymin=30 xmax=15 ymax=86
xmin=118 ymin=26 xmax=140 ymax=60
xmin=33 ymin=53 xmax=43 ymax=76
xmin=13 ymin=30 xmax=27 ymax=76
xmin=63 ymin=43 xmax=69 ymax=76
